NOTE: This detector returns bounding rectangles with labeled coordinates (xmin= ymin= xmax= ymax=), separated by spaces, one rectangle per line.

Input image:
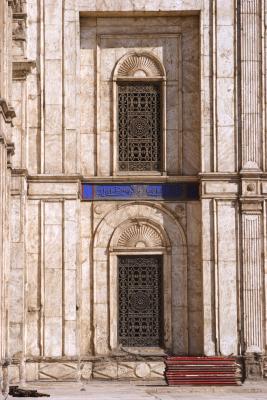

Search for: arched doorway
xmin=109 ymin=219 xmax=171 ymax=351
xmin=92 ymin=202 xmax=188 ymax=356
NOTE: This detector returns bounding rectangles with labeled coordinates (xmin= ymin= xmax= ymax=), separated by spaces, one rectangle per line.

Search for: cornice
xmin=239 ymin=169 xmax=264 ymax=178
xmin=199 ymin=172 xmax=267 ymax=180
xmin=12 ymin=168 xmax=28 ymax=177
xmin=0 ymin=97 xmax=16 ymax=124
xmin=18 ymin=173 xmax=267 ymax=201
xmin=13 ymin=12 xmax=27 ymax=20
xmin=200 ymin=172 xmax=267 ymax=200
xmin=27 ymin=174 xmax=200 ymax=184
xmin=27 ymin=174 xmax=83 ymax=183
xmin=81 ymin=175 xmax=199 ymax=183
xmin=199 ymin=172 xmax=239 ymax=180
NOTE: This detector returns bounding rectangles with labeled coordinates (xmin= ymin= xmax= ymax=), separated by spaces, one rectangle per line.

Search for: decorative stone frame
xmin=109 ymin=219 xmax=172 ymax=351
xmin=112 ymin=52 xmax=167 ymax=176
xmin=92 ymin=203 xmax=188 ymax=356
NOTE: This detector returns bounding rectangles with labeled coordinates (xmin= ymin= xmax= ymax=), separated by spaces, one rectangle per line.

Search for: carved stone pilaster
xmin=240 ymin=192 xmax=264 ymax=381
xmin=241 ymin=209 xmax=263 ymax=352
xmin=239 ymin=3 xmax=265 ymax=370
xmin=239 ymin=0 xmax=262 ymax=171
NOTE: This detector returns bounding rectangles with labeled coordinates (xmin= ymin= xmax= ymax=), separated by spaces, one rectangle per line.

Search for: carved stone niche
xmin=244 ymin=353 xmax=264 ymax=380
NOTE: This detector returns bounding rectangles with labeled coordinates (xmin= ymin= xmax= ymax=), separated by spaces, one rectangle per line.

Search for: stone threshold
xmin=16 ymin=380 xmax=267 ymax=393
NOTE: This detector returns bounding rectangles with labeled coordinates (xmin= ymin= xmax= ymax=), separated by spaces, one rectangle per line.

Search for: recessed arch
xmin=92 ymin=202 xmax=188 ymax=356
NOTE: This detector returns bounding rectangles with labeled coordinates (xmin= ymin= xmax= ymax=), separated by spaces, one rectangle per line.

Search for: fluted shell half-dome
xmin=117 ymin=223 xmax=163 ymax=248
xmin=116 ymin=53 xmax=164 ymax=78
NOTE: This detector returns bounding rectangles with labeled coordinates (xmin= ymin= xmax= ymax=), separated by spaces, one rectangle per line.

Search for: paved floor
xmin=12 ymin=381 xmax=267 ymax=400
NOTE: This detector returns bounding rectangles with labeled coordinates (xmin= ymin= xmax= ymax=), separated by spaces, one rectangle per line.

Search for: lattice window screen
xmin=117 ymin=82 xmax=161 ymax=171
xmin=118 ymin=255 xmax=163 ymax=347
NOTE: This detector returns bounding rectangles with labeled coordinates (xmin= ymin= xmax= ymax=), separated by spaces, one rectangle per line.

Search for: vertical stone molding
xmin=240 ymin=0 xmax=262 ymax=170
xmin=1 ymin=0 xmax=17 ymax=393
xmin=242 ymin=209 xmax=263 ymax=352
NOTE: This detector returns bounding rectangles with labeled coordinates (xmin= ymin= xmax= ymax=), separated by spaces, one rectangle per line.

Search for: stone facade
xmin=1 ymin=0 xmax=267 ymax=390
xmin=0 ymin=0 xmax=16 ymax=394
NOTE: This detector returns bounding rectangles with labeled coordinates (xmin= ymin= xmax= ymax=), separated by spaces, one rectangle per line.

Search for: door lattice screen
xmin=118 ymin=255 xmax=163 ymax=347
xmin=117 ymin=83 xmax=161 ymax=172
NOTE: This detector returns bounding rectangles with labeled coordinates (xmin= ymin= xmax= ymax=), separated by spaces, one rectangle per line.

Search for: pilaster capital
xmin=12 ymin=60 xmax=36 ymax=81
xmin=239 ymin=199 xmax=263 ymax=213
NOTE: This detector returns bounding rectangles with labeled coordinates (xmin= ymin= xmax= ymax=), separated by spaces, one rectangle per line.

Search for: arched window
xmin=113 ymin=52 xmax=166 ymax=175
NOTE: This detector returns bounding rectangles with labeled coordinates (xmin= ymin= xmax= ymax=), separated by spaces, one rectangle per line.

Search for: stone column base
xmin=1 ymin=359 xmax=11 ymax=396
xmin=244 ymin=353 xmax=264 ymax=380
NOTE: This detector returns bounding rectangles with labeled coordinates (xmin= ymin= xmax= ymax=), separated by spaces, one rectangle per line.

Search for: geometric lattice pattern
xmin=92 ymin=361 xmax=164 ymax=380
xmin=118 ymin=255 xmax=163 ymax=347
xmin=39 ymin=363 xmax=78 ymax=381
xmin=118 ymin=83 xmax=161 ymax=171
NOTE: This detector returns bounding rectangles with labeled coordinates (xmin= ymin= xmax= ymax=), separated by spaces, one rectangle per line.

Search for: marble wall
xmin=0 ymin=0 xmax=17 ymax=394
xmin=80 ymin=15 xmax=200 ymax=176
xmin=1 ymin=0 xmax=267 ymax=385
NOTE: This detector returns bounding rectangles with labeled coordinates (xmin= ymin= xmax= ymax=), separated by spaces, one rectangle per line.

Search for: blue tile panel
xmin=82 ymin=182 xmax=199 ymax=201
